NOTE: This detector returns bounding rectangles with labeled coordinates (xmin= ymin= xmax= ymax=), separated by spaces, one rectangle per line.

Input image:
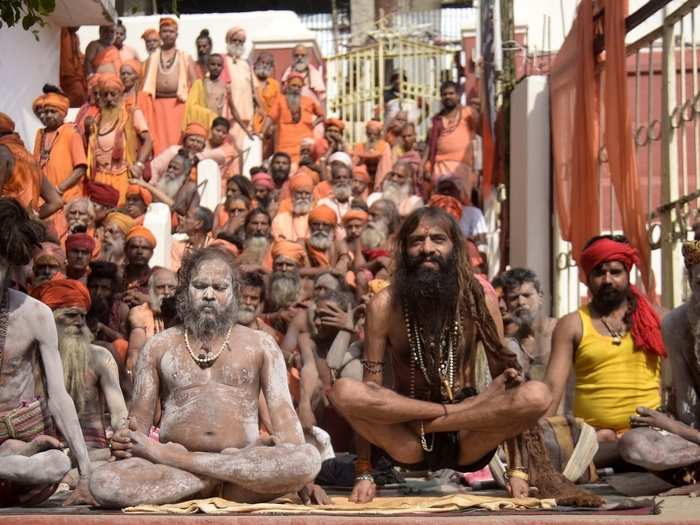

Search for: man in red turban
xmin=545 ymin=235 xmax=665 ymax=466
xmin=65 ymin=233 xmax=96 ymax=282
xmin=86 ymin=181 xmax=120 ymax=234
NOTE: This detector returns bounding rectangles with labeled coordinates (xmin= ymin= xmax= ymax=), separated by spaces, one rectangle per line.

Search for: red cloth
xmin=429 ymin=194 xmax=462 ymax=221
xmin=252 ymin=172 xmax=274 ymax=190
xmin=579 ymin=238 xmax=665 ymax=357
xmin=86 ymin=181 xmax=120 ymax=208
xmin=33 ymin=278 xmax=91 ymax=311
xmin=65 ymin=233 xmax=96 ymax=253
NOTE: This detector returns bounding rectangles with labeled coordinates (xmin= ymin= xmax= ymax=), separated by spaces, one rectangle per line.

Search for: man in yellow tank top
xmin=616 ymin=241 xmax=700 ymax=492
xmin=545 ymin=235 xmax=666 ymax=467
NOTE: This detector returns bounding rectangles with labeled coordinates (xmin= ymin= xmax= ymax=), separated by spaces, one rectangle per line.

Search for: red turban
xmin=126 ymin=226 xmax=157 ymax=248
xmin=429 ymin=194 xmax=463 ymax=221
xmin=184 ymin=122 xmax=208 ymax=139
xmin=127 ymin=184 xmax=153 ymax=206
xmin=342 ymin=209 xmax=368 ymax=225
xmin=33 ymin=279 xmax=91 ymax=311
xmin=226 ymin=26 xmax=246 ymax=41
xmin=65 ymin=233 xmax=96 ymax=253
xmin=352 ymin=165 xmax=370 ymax=184
xmin=0 ymin=113 xmax=15 ymax=133
xmin=209 ymin=239 xmax=239 ymax=258
xmin=326 ymin=118 xmax=345 ymax=131
xmin=252 ymin=172 xmax=274 ymax=190
xmin=159 ymin=17 xmax=178 ymax=29
xmin=141 ymin=28 xmax=158 ymax=40
xmin=121 ymin=59 xmax=142 ymax=77
xmin=289 ymin=171 xmax=314 ymax=193
xmin=86 ymin=181 xmax=120 ymax=208
xmin=271 ymin=240 xmax=306 ymax=266
xmin=365 ymin=120 xmax=383 ymax=134
xmin=579 ymin=238 xmax=665 ymax=357
xmin=308 ymin=205 xmax=337 ymax=226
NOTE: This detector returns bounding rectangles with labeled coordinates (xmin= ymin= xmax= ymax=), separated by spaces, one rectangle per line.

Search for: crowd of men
xmin=0 ymin=17 xmax=698 ymax=510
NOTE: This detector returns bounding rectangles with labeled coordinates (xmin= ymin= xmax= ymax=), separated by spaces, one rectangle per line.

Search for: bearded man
xmin=253 ymin=53 xmax=281 ymax=155
xmin=270 ymin=151 xmax=292 ymax=191
xmin=330 ymin=207 xmax=551 ymax=503
xmin=546 ymin=235 xmax=665 ymax=468
xmin=353 ymin=120 xmax=392 ymax=190
xmin=127 ymin=267 xmax=178 ymax=373
xmin=367 ymin=161 xmax=423 ymax=218
xmin=303 ymin=205 xmax=349 ymax=278
xmin=32 ymin=85 xmax=87 ymax=205
xmin=99 ymin=212 xmax=135 ymax=268
xmin=87 ymin=73 xmax=152 ymax=205
xmin=150 ymin=123 xmax=207 ymax=183
xmin=281 ymin=45 xmax=326 ymax=103
xmin=194 ymin=29 xmax=213 ymax=79
xmin=270 ymin=74 xmax=324 ymax=165
xmin=617 ymin=241 xmax=700 ymax=493
xmin=343 ymin=209 xmax=369 ymax=265
xmin=0 ymin=198 xmax=94 ymax=506
xmin=139 ymin=17 xmax=196 ymax=155
xmin=133 ymin=153 xmax=200 ymax=218
xmin=91 ymin=247 xmax=322 ymax=507
xmin=65 ymin=233 xmax=96 ymax=283
xmin=35 ymin=279 xmax=128 ymax=452
xmin=114 ymin=21 xmax=139 ymax=62
xmin=84 ymin=24 xmax=118 ymax=77
xmin=141 ymin=28 xmax=160 ymax=56
xmin=87 ymin=261 xmax=129 ymax=348
xmin=32 ymin=242 xmax=66 ymax=287
xmin=0 ymin=113 xmax=62 ymax=219
xmin=272 ymin=171 xmax=314 ymax=242
xmin=122 ymin=226 xmax=156 ymax=302
xmin=86 ymin=181 xmax=120 ymax=234
xmin=222 ymin=27 xmax=256 ymax=153
xmin=252 ymin=172 xmax=274 ymax=211
xmin=238 ymin=208 xmax=272 ymax=266
xmin=238 ymin=272 xmax=282 ymax=341
xmin=502 ymin=268 xmax=556 ymax=381
xmin=352 ymin=165 xmax=371 ymax=201
xmin=318 ymin=163 xmax=355 ymax=223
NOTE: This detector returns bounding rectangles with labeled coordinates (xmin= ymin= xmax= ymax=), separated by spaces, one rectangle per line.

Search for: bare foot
xmin=18 ymin=435 xmax=63 ymax=457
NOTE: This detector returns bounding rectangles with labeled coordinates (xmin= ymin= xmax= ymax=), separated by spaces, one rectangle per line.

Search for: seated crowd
xmin=0 ymin=18 xmax=697 ymax=509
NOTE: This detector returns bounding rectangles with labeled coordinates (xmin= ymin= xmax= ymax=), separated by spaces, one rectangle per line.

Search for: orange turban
xmin=65 ymin=233 xmax=96 ymax=253
xmin=33 ymin=278 xmax=91 ymax=311
xmin=0 ymin=113 xmax=14 ymax=133
xmin=209 ymin=238 xmax=239 ymax=258
xmin=352 ymin=165 xmax=370 ymax=184
xmin=105 ymin=212 xmax=135 ymax=236
xmin=87 ymin=73 xmax=103 ymax=93
xmin=226 ymin=26 xmax=246 ymax=41
xmin=342 ymin=209 xmax=368 ymax=225
xmin=33 ymin=92 xmax=69 ymax=118
xmin=326 ymin=118 xmax=345 ymax=131
xmin=127 ymin=184 xmax=153 ymax=206
xmin=159 ymin=17 xmax=178 ymax=29
xmin=365 ymin=120 xmax=383 ymax=134
xmin=121 ymin=59 xmax=142 ymax=77
xmin=308 ymin=205 xmax=337 ymax=226
xmin=141 ymin=28 xmax=158 ymax=40
xmin=271 ymin=240 xmax=306 ymax=266
xmin=429 ymin=194 xmax=463 ymax=221
xmin=97 ymin=73 xmax=124 ymax=93
xmin=184 ymin=122 xmax=208 ymax=139
xmin=126 ymin=226 xmax=156 ymax=248
xmin=289 ymin=171 xmax=314 ymax=193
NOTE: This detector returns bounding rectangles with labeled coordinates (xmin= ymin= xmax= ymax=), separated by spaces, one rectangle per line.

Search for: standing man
xmin=426 ymin=80 xmax=480 ymax=191
xmin=194 ymin=29 xmax=213 ymax=79
xmin=0 ymin=198 xmax=94 ymax=505
xmin=33 ymin=86 xmax=87 ymax=204
xmin=545 ymin=235 xmax=665 ymax=467
xmin=253 ymin=52 xmax=281 ymax=157
xmin=141 ymin=28 xmax=160 ymax=56
xmin=60 ymin=27 xmax=87 ymax=107
xmin=84 ymin=24 xmax=118 ymax=77
xmin=223 ymin=27 xmax=256 ymax=155
xmin=0 ymin=113 xmax=62 ymax=218
xmin=86 ymin=74 xmax=152 ymax=205
xmin=330 ymin=207 xmax=549 ymax=502
xmin=282 ymin=44 xmax=326 ymax=104
xmin=184 ymin=54 xmax=230 ymax=130
xmin=353 ymin=120 xmax=392 ymax=190
xmin=139 ymin=17 xmax=196 ymax=155
xmin=114 ymin=21 xmax=139 ymax=62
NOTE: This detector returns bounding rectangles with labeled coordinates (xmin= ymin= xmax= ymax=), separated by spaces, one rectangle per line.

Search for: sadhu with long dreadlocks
xmin=330 ymin=206 xmax=553 ymax=502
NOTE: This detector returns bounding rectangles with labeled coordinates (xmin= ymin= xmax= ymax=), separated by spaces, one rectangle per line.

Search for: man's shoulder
xmin=662 ymin=302 xmax=690 ymax=332
xmin=10 ymin=289 xmax=52 ymax=319
xmin=234 ymin=324 xmax=280 ymax=352
xmin=147 ymin=326 xmax=182 ymax=352
xmin=368 ymin=288 xmax=394 ymax=317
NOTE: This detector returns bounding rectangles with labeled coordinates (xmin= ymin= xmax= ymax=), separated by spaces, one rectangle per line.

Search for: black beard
xmin=271 ymin=169 xmax=288 ymax=186
xmin=394 ymin=250 xmax=459 ymax=339
xmin=591 ymin=284 xmax=629 ymax=315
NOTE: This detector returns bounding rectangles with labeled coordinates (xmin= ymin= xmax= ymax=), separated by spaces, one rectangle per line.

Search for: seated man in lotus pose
xmin=90 ymin=247 xmax=321 ymax=507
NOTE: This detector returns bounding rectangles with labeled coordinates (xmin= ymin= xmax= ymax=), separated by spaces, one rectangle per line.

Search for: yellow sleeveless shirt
xmin=574 ymin=305 xmax=661 ymax=431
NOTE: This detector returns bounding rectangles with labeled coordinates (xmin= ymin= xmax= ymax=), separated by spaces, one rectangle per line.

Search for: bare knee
xmin=618 ymin=429 xmax=663 ymax=469
xmin=517 ymin=381 xmax=552 ymax=418
xmin=41 ymin=450 xmax=71 ymax=482
xmin=330 ymin=377 xmax=376 ymax=411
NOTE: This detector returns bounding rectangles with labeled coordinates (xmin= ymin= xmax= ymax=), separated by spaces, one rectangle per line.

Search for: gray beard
xmin=158 ymin=174 xmax=186 ymax=199
xmin=269 ymin=272 xmax=300 ymax=310
xmin=227 ymin=43 xmax=244 ymax=58
xmin=361 ymin=220 xmax=388 ymax=249
xmin=286 ymin=93 xmax=301 ymax=112
xmin=237 ymin=307 xmax=257 ymax=326
xmin=293 ymin=199 xmax=312 ymax=215
xmin=243 ymin=236 xmax=269 ymax=259
xmin=332 ymin=182 xmax=352 ymax=201
xmin=292 ymin=60 xmax=308 ymax=73
xmin=179 ymin=297 xmax=239 ymax=341
xmin=101 ymin=238 xmax=125 ymax=263
xmin=382 ymin=180 xmax=411 ymax=206
xmin=309 ymin=231 xmax=332 ymax=251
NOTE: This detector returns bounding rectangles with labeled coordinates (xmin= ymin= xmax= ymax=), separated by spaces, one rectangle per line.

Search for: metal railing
xmin=553 ymin=0 xmax=700 ymax=316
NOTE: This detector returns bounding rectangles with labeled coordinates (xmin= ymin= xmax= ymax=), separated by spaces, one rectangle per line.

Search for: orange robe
xmin=0 ymin=133 xmax=42 ymax=211
xmin=92 ymin=45 xmax=122 ymax=75
xmin=269 ymin=96 xmax=322 ymax=164
xmin=271 ymin=211 xmax=310 ymax=242
xmin=33 ymin=123 xmax=87 ymax=204
xmin=429 ymin=106 xmax=477 ymax=187
xmin=353 ymin=140 xmax=393 ymax=190
xmin=252 ymin=77 xmax=281 ymax=134
xmin=59 ymin=28 xmax=86 ymax=108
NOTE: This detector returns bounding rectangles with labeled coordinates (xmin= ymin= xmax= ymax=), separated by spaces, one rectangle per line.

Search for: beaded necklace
xmin=184 ymin=324 xmax=232 ymax=368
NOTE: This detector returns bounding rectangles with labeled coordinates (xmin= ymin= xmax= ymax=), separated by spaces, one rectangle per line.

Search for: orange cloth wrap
xmin=308 ymin=205 xmax=337 ymax=226
xmin=127 ymin=184 xmax=153 ymax=205
xmin=429 ymin=194 xmax=463 ymax=221
xmin=288 ymin=171 xmax=314 ymax=193
xmin=342 ymin=209 xmax=368 ymax=225
xmin=126 ymin=226 xmax=156 ymax=248
xmin=33 ymin=279 xmax=91 ymax=311
xmin=271 ymin=240 xmax=306 ymax=266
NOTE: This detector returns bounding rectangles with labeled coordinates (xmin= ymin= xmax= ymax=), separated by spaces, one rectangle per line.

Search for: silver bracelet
xmin=355 ymin=473 xmax=375 ymax=484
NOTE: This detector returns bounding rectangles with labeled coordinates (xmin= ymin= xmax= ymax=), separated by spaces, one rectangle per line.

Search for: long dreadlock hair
xmin=392 ymin=207 xmax=520 ymax=383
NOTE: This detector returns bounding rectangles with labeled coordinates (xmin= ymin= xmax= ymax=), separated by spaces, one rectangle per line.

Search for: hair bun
xmin=199 ymin=29 xmax=210 ymax=38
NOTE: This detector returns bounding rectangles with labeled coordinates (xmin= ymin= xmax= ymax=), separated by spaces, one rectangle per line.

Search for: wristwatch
xmin=355 ymin=473 xmax=375 ymax=484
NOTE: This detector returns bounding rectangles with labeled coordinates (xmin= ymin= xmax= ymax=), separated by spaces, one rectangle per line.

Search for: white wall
xmin=0 ymin=23 xmax=60 ymax=149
